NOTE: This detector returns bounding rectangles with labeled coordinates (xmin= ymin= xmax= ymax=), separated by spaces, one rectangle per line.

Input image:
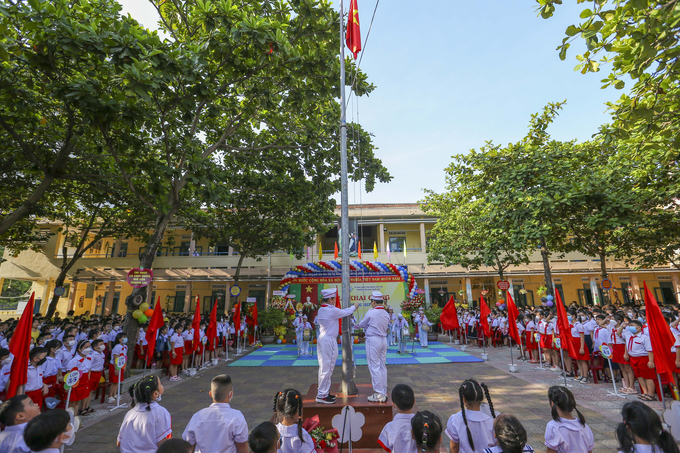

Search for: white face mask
xmin=97 ymin=346 xmax=105 ymax=352
xmin=81 ymin=348 xmax=92 ymax=355
xmin=62 ymin=424 xmax=76 ymax=446
xmin=67 ymin=340 xmax=75 ymax=346
xmin=1 ymin=358 xmax=10 ymax=366
xmin=155 ymin=395 xmax=162 ymax=402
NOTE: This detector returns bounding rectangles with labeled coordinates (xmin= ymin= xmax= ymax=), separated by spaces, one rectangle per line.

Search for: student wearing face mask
xmin=568 ymin=309 xmax=590 ymax=383
xmin=42 ymin=340 xmax=63 ymax=402
xmin=58 ymin=335 xmax=76 ymax=372
xmin=88 ymin=339 xmax=106 ymax=408
xmin=66 ymin=340 xmax=93 ymax=415
xmin=23 ymin=409 xmax=76 ymax=453
xmin=108 ymin=332 xmax=128 ymax=403
xmin=21 ymin=347 xmax=49 ymax=409
xmin=0 ymin=348 xmax=12 ymax=399
xmin=623 ymin=320 xmax=657 ymax=401
xmin=118 ymin=376 xmax=170 ymax=453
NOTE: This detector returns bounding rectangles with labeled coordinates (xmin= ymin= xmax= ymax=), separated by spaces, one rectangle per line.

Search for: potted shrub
xmin=259 ymin=308 xmax=285 ymax=344
xmin=425 ymin=305 xmax=443 ymax=341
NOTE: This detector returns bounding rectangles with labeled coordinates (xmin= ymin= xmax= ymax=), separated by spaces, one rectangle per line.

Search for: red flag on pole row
xmin=555 ymin=289 xmax=577 ymax=358
xmin=479 ymin=296 xmax=492 ymax=338
xmin=643 ymin=282 xmax=675 ymax=384
xmin=334 ymin=242 xmax=339 ymax=260
xmin=7 ymin=292 xmax=34 ymax=398
xmin=346 ymin=0 xmax=362 ymax=59
xmin=506 ymin=291 xmax=521 ymax=346
xmin=206 ymin=300 xmax=218 ymax=349
xmin=145 ymin=296 xmax=165 ymax=366
xmin=440 ymin=296 xmax=459 ymax=331
xmin=358 ymin=241 xmax=362 ymax=260
xmin=335 ymin=290 xmax=342 ymax=332
xmin=234 ymin=302 xmax=241 ymax=334
xmin=252 ymin=302 xmax=258 ymax=329
xmin=191 ymin=296 xmax=201 ymax=354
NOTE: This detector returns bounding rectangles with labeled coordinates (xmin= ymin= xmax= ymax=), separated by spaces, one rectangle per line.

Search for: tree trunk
xmin=599 ymin=251 xmax=609 ymax=304
xmin=229 ymin=253 xmax=247 ymax=312
xmin=45 ymin=272 xmax=68 ymax=320
xmin=0 ymin=174 xmax=55 ymax=235
xmin=540 ymin=236 xmax=554 ymax=297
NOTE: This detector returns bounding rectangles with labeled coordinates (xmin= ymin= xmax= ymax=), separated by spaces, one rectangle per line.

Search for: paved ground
xmin=67 ymin=340 xmax=628 ymax=452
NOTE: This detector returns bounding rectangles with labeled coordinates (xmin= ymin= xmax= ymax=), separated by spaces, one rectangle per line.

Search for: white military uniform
xmin=358 ymin=291 xmax=390 ymax=400
xmin=293 ymin=314 xmax=305 ymax=348
xmin=316 ymin=288 xmax=357 ymax=401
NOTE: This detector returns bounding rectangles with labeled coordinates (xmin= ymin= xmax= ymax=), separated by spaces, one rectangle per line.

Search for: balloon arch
xmin=279 ymin=260 xmax=418 ymax=299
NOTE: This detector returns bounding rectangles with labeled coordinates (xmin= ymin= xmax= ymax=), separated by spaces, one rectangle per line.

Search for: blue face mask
xmin=567 ymin=315 xmax=573 ymax=322
xmin=628 ymin=326 xmax=638 ymax=334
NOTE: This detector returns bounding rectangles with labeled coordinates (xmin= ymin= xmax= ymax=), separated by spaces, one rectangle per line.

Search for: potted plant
xmin=424 ymin=305 xmax=443 ymax=341
xmin=259 ymin=308 xmax=286 ymax=344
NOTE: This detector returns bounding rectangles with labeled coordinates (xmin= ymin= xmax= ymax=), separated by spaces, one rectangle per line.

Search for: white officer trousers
xmin=365 ymin=335 xmax=387 ymax=396
xmin=317 ymin=336 xmax=338 ymax=398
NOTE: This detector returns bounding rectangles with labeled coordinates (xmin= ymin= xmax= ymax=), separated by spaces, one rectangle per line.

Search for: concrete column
xmin=420 ymin=223 xmax=426 ymax=252
xmin=105 ymin=282 xmax=115 ymax=315
xmin=228 ymin=246 xmax=234 ymax=256
xmin=0 ymin=278 xmax=4 ymax=297
xmin=466 ymin=277 xmax=473 ymax=305
xmin=672 ymin=273 xmax=680 ymax=304
xmin=41 ymin=278 xmax=51 ymax=315
xmin=225 ymin=282 xmax=232 ymax=314
xmin=266 ymin=281 xmax=271 ymax=307
xmin=189 ymin=234 xmax=196 ymax=256
xmin=424 ymin=278 xmax=430 ymax=306
xmin=113 ymin=239 xmax=122 ymax=257
xmin=379 ymin=223 xmax=385 ymax=252
xmin=631 ymin=274 xmax=641 ymax=302
xmin=68 ymin=281 xmax=78 ymax=313
xmin=183 ymin=281 xmax=193 ymax=313
xmin=590 ymin=277 xmax=599 ymax=306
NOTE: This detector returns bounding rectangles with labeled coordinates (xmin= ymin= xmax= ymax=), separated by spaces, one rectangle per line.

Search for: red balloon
xmin=144 ymin=309 xmax=154 ymax=317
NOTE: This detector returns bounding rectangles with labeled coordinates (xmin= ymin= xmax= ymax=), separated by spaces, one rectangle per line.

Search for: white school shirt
xmin=317 ymin=303 xmax=357 ymax=339
xmin=517 ymin=322 xmax=525 ymax=335
xmin=182 ymin=403 xmax=248 ymax=453
xmin=26 ymin=362 xmax=44 ymax=392
xmin=624 ymin=331 xmax=652 ymax=357
xmin=592 ymin=327 xmax=609 ymax=352
xmin=538 ymin=321 xmax=547 ymax=334
xmin=76 ymin=331 xmax=87 ymax=341
xmin=42 ymin=356 xmax=60 ymax=378
xmin=570 ymin=323 xmax=585 ymax=339
xmin=276 ymin=422 xmax=315 ymax=453
xmin=67 ymin=354 xmax=93 ymax=375
xmin=138 ymin=330 xmax=148 ymax=346
xmin=617 ymin=445 xmax=664 ymax=453
xmin=526 ymin=320 xmax=536 ymax=332
xmin=0 ymin=360 xmax=12 ymax=392
xmin=117 ymin=402 xmax=172 ymax=453
xmin=544 ymin=418 xmax=594 ymax=453
xmin=90 ymin=350 xmax=105 ymax=371
xmin=377 ymin=413 xmax=416 ymax=453
xmin=112 ymin=344 xmax=128 ymax=362
xmin=171 ymin=333 xmax=184 ymax=349
xmin=584 ymin=319 xmax=597 ymax=335
xmin=358 ymin=306 xmax=390 ymax=337
xmin=445 ymin=409 xmax=495 ymax=453
xmin=0 ymin=422 xmax=31 ymax=453
xmin=485 ymin=446 xmax=534 ymax=453
xmin=58 ymin=346 xmax=73 ymax=370
xmin=183 ymin=329 xmax=193 ymax=341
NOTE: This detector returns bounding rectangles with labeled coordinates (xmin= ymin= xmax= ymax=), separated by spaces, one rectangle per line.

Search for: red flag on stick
xmin=440 ymin=296 xmax=459 ymax=331
xmin=335 ymin=290 xmax=342 ymax=332
xmin=234 ymin=302 xmax=241 ymax=334
xmin=145 ymin=296 xmax=164 ymax=366
xmin=506 ymin=291 xmax=521 ymax=346
xmin=334 ymin=242 xmax=339 ymax=260
xmin=643 ymin=282 xmax=675 ymax=384
xmin=346 ymin=0 xmax=362 ymax=59
xmin=479 ymin=296 xmax=492 ymax=338
xmin=358 ymin=241 xmax=362 ymax=260
xmin=191 ymin=296 xmax=201 ymax=354
xmin=206 ymin=300 xmax=218 ymax=349
xmin=7 ymin=292 xmax=34 ymax=398
xmin=555 ymin=289 xmax=577 ymax=358
xmin=252 ymin=302 xmax=258 ymax=329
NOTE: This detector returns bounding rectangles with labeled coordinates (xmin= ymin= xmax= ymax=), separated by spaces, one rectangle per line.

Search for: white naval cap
xmin=321 ymin=288 xmax=338 ymax=299
xmin=370 ymin=291 xmax=384 ymax=301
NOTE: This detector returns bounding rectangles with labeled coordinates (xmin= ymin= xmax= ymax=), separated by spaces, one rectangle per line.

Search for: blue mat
xmin=228 ymin=341 xmax=483 ymax=367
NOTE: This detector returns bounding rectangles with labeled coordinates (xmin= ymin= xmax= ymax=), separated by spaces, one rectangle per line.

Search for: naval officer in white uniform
xmin=316 ymin=288 xmax=359 ymax=404
xmin=358 ymin=291 xmax=390 ymax=402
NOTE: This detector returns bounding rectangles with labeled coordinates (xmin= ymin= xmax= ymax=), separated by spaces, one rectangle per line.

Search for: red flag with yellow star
xmin=346 ymin=0 xmax=361 ymax=59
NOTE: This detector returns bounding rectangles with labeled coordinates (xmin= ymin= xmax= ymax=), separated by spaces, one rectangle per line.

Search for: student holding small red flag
xmin=7 ymin=293 xmax=35 ymax=399
xmin=145 ymin=297 xmax=165 ymax=367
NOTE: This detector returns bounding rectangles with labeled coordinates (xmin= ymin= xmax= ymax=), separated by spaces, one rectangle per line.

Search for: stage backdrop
xmin=287 ymin=275 xmax=406 ymax=319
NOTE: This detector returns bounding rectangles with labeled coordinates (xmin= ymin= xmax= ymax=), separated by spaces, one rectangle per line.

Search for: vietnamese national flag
xmin=145 ymin=296 xmax=164 ymax=366
xmin=506 ymin=291 xmax=521 ymax=346
xmin=206 ymin=300 xmax=218 ymax=349
xmin=346 ymin=0 xmax=361 ymax=59
xmin=555 ymin=289 xmax=577 ymax=358
xmin=440 ymin=296 xmax=459 ymax=331
xmin=7 ymin=292 xmax=34 ymax=398
xmin=479 ymin=296 xmax=492 ymax=338
xmin=191 ymin=296 xmax=201 ymax=354
xmin=643 ymin=282 xmax=675 ymax=384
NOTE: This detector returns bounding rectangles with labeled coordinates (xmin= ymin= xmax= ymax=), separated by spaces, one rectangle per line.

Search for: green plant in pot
xmin=259 ymin=308 xmax=286 ymax=343
xmin=425 ymin=305 xmax=443 ymax=334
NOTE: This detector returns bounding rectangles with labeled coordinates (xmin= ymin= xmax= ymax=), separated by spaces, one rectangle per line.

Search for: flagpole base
xmin=460 ymin=345 xmax=467 ymax=352
xmin=108 ymin=403 xmax=128 ymax=412
xmin=481 ymin=353 xmax=488 ymax=361
xmin=606 ymin=391 xmax=627 ymax=398
xmin=508 ymin=364 xmax=518 ymax=373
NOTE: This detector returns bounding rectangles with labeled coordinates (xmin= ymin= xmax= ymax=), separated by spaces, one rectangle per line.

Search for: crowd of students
xmin=0 ymin=309 xmax=247 ymax=415
xmin=458 ymin=301 xmax=680 ymax=401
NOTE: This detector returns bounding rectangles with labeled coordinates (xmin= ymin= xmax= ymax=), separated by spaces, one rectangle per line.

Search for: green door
xmin=174 ymin=291 xmax=186 ymax=312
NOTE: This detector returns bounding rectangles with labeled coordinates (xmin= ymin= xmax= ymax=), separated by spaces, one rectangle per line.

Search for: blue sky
xmin=119 ymin=0 xmax=617 ymax=204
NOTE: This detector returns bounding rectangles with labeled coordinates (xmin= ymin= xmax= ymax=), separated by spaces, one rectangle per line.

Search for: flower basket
xmin=303 ymin=415 xmax=339 ymax=453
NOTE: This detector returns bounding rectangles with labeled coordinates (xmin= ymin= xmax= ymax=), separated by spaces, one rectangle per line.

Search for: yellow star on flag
xmin=305 ymin=286 xmax=313 ymax=293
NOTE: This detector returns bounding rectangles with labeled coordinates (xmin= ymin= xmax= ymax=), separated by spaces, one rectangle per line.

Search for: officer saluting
xmin=316 ymin=288 xmax=359 ymax=404
xmin=358 ymin=291 xmax=390 ymax=402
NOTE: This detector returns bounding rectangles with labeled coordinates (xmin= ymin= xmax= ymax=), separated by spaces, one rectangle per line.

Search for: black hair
xmin=459 ymin=379 xmax=495 ymax=450
xmin=114 ymin=332 xmax=127 ymax=344
xmin=493 ymin=414 xmax=528 ymax=453
xmin=29 ymin=346 xmax=48 ymax=361
xmin=0 ymin=347 xmax=9 ymax=359
xmin=595 ymin=314 xmax=606 ymax=321
xmin=129 ymin=375 xmax=161 ymax=411
xmin=156 ymin=438 xmax=192 ymax=453
xmin=87 ymin=328 xmax=100 ymax=340
xmin=273 ymin=388 xmax=303 ymax=443
xmin=249 ymin=421 xmax=279 ymax=453
xmin=45 ymin=339 xmax=63 ymax=355
xmin=391 ymin=384 xmax=415 ymax=411
xmin=616 ymin=401 xmax=680 ymax=453
xmin=411 ymin=411 xmax=442 ymax=452
xmin=629 ymin=319 xmax=643 ymax=329
xmin=37 ymin=332 xmax=50 ymax=342
xmin=23 ymin=408 xmax=70 ymax=451
xmin=548 ymin=386 xmax=585 ymax=426
xmin=74 ymin=340 xmax=91 ymax=357
xmin=211 ymin=374 xmax=233 ymax=401
xmin=91 ymin=339 xmax=104 ymax=349
xmin=0 ymin=395 xmax=31 ymax=426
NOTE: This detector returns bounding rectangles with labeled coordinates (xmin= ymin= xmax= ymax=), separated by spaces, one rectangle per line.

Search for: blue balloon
xmin=546 ymin=295 xmax=554 ymax=301
xmin=277 ymin=339 xmax=282 ymax=344
xmin=293 ymin=339 xmax=297 ymax=345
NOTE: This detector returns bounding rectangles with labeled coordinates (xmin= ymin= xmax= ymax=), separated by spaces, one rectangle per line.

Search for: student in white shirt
xmin=544 ymin=386 xmax=594 ymax=453
xmin=23 ymin=409 xmax=75 ymax=453
xmin=24 ymin=347 xmax=49 ymax=409
xmin=274 ymin=388 xmax=315 ymax=453
xmin=484 ymin=414 xmax=535 ymax=453
xmin=42 ymin=339 xmax=63 ymax=402
xmin=117 ymin=376 xmax=171 ymax=453
xmin=623 ymin=319 xmax=656 ymax=401
xmin=378 ymin=384 xmax=416 ymax=453
xmin=615 ymin=401 xmax=679 ymax=453
xmin=88 ymin=339 xmax=106 ymax=407
xmin=0 ymin=394 xmax=41 ymax=453
xmin=411 ymin=411 xmax=442 ymax=453
xmin=169 ymin=325 xmax=185 ymax=382
xmin=446 ymin=379 xmax=496 ymax=453
xmin=108 ymin=332 xmax=129 ymax=403
xmin=182 ymin=374 xmax=249 ymax=453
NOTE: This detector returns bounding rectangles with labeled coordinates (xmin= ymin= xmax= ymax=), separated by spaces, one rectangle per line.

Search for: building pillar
xmin=68 ymin=281 xmax=78 ymax=313
xmin=465 ymin=277 xmax=473 ymax=306
xmin=41 ymin=278 xmax=51 ymax=315
xmin=379 ymin=223 xmax=385 ymax=252
xmin=183 ymin=281 xmax=193 ymax=313
xmin=672 ymin=273 xmax=680 ymax=304
xmin=225 ymin=282 xmax=232 ymax=314
xmin=105 ymin=282 xmax=115 ymax=315
xmin=589 ymin=277 xmax=600 ymax=306
xmin=631 ymin=274 xmax=641 ymax=302
xmin=228 ymin=246 xmax=234 ymax=256
xmin=266 ymin=281 xmax=271 ymax=307
xmin=424 ymin=278 xmax=430 ymax=306
xmin=420 ymin=223 xmax=426 ymax=253
xmin=189 ymin=234 xmax=196 ymax=256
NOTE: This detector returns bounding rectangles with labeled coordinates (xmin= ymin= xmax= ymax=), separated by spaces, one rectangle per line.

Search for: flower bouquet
xmin=302 ymin=415 xmax=339 ymax=453
xmin=270 ymin=297 xmax=287 ymax=310
xmin=401 ymin=295 xmax=424 ymax=312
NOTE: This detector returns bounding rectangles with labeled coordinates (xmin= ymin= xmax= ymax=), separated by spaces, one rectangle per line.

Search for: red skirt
xmin=570 ymin=336 xmax=590 ymax=361
xmin=630 ymin=355 xmax=656 ymax=380
xmin=525 ymin=331 xmax=538 ymax=350
xmin=69 ymin=378 xmax=90 ymax=402
xmin=43 ymin=375 xmax=58 ymax=399
xmin=89 ymin=370 xmax=102 ymax=393
xmin=540 ymin=334 xmax=553 ymax=350
xmin=171 ymin=347 xmax=183 ymax=365
xmin=109 ymin=364 xmax=124 ymax=383
xmin=184 ymin=340 xmax=193 ymax=351
xmin=25 ymin=388 xmax=43 ymax=408
xmin=611 ymin=344 xmax=629 ymax=365
xmin=196 ymin=343 xmax=204 ymax=355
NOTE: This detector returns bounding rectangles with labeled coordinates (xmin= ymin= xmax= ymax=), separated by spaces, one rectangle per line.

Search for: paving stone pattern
xmin=68 ymin=341 xmax=628 ymax=452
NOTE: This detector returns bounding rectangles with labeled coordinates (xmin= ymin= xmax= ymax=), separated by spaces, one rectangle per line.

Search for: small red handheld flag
xmin=234 ymin=302 xmax=241 ymax=334
xmin=206 ymin=299 xmax=218 ymax=349
xmin=440 ymin=296 xmax=460 ymax=331
xmin=7 ymin=292 xmax=34 ymax=398
xmin=479 ymin=296 xmax=492 ymax=338
xmin=555 ymin=289 xmax=577 ymax=358
xmin=145 ymin=297 xmax=164 ymax=366
xmin=346 ymin=0 xmax=362 ymax=59
xmin=191 ymin=296 xmax=201 ymax=354
xmin=334 ymin=242 xmax=339 ymax=260
xmin=335 ymin=290 xmax=342 ymax=332
xmin=506 ymin=292 xmax=521 ymax=346
xmin=643 ymin=281 xmax=675 ymax=384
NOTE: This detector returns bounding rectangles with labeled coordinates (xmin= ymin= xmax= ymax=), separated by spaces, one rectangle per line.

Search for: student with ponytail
xmin=616 ymin=401 xmax=680 ymax=453
xmin=484 ymin=414 xmax=534 ymax=453
xmin=411 ymin=411 xmax=442 ymax=453
xmin=445 ymin=379 xmax=496 ymax=453
xmin=273 ymin=388 xmax=315 ymax=453
xmin=545 ymin=386 xmax=594 ymax=453
xmin=117 ymin=375 xmax=171 ymax=453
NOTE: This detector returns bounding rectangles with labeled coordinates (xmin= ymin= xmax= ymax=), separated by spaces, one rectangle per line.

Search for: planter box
xmin=261 ymin=335 xmax=276 ymax=344
xmin=427 ymin=332 xmax=438 ymax=342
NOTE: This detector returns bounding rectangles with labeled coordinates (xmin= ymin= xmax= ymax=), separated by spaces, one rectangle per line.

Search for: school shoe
xmin=367 ymin=392 xmax=386 ymax=403
xmin=107 ymin=397 xmax=116 ymax=403
xmin=316 ymin=395 xmax=336 ymax=404
xmin=549 ymin=366 xmax=560 ymax=372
